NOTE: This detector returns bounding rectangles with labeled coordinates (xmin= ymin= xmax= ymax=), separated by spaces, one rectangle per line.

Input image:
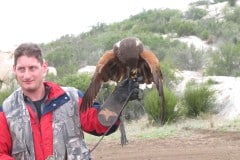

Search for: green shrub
xmin=0 ymin=81 xmax=18 ymax=104
xmin=173 ymin=45 xmax=204 ymax=71
xmin=47 ymin=73 xmax=92 ymax=91
xmin=176 ymin=21 xmax=197 ymax=36
xmin=96 ymin=83 xmax=115 ymax=103
xmin=160 ymin=60 xmax=177 ymax=88
xmin=225 ymin=6 xmax=240 ymax=24
xmin=185 ymin=7 xmax=207 ymax=20
xmin=214 ymin=0 xmax=227 ymax=3
xmin=206 ymin=43 xmax=240 ymax=76
xmin=0 ymin=90 xmax=12 ymax=104
xmin=228 ymin=0 xmax=237 ymax=6
xmin=183 ymin=82 xmax=215 ymax=117
xmin=124 ymin=100 xmax=145 ymax=121
xmin=199 ymin=30 xmax=210 ymax=40
xmin=144 ymin=87 xmax=178 ymax=124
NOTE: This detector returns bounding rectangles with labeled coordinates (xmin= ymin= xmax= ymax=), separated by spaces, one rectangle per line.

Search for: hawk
xmin=80 ymin=37 xmax=165 ymax=124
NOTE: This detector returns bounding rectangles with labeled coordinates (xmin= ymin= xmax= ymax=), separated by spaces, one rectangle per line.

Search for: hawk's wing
xmin=139 ymin=50 xmax=165 ymax=124
xmin=80 ymin=50 xmax=125 ymax=112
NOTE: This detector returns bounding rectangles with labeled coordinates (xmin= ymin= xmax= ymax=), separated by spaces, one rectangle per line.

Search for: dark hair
xmin=14 ymin=43 xmax=44 ymax=65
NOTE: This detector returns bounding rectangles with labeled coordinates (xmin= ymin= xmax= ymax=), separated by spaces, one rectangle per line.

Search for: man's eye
xmin=17 ymin=68 xmax=25 ymax=72
xmin=30 ymin=66 xmax=37 ymax=71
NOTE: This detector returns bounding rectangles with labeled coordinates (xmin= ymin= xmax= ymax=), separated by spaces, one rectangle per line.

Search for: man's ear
xmin=13 ymin=65 xmax=17 ymax=75
xmin=42 ymin=61 xmax=48 ymax=74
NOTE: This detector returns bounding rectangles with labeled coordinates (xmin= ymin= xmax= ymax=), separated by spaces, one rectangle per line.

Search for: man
xmin=0 ymin=43 xmax=139 ymax=160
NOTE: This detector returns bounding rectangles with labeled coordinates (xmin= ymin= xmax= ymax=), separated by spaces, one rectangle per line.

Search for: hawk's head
xmin=113 ymin=37 xmax=144 ymax=67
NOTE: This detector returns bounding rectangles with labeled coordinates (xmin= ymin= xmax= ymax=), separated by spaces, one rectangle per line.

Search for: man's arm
xmin=78 ymin=78 xmax=139 ymax=136
xmin=79 ymin=102 xmax=119 ymax=136
xmin=0 ymin=106 xmax=14 ymax=160
xmin=77 ymin=90 xmax=119 ymax=136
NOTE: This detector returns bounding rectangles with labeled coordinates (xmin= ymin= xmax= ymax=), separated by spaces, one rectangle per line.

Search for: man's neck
xmin=23 ymin=84 xmax=46 ymax=101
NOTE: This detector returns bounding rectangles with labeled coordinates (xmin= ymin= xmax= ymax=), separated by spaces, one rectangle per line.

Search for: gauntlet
xmin=98 ymin=78 xmax=140 ymax=126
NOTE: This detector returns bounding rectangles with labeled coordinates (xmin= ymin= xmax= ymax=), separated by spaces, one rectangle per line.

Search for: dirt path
xmin=88 ymin=129 xmax=240 ymax=160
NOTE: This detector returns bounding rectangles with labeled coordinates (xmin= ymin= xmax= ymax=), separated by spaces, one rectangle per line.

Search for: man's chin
xmin=22 ymin=86 xmax=36 ymax=92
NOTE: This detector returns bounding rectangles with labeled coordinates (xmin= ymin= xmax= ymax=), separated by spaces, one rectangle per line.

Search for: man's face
xmin=13 ymin=55 xmax=48 ymax=93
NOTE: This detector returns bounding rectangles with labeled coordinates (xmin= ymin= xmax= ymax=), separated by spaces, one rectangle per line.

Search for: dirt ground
xmin=88 ymin=129 xmax=240 ymax=160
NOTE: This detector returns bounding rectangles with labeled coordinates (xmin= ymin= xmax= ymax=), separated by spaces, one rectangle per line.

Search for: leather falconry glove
xmin=98 ymin=78 xmax=140 ymax=126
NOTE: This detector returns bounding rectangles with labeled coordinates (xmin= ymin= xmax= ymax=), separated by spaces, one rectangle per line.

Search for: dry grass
xmin=85 ymin=115 xmax=240 ymax=143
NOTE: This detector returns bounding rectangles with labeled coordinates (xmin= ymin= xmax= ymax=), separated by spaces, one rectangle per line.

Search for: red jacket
xmin=0 ymin=81 xmax=118 ymax=160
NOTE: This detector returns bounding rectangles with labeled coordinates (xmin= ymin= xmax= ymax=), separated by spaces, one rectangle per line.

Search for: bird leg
xmin=119 ymin=114 xmax=128 ymax=146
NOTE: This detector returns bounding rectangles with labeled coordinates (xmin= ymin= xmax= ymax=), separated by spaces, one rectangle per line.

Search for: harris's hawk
xmin=80 ymin=37 xmax=165 ymax=124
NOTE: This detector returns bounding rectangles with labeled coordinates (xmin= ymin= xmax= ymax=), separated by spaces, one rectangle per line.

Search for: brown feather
xmin=139 ymin=50 xmax=165 ymax=124
xmin=80 ymin=51 xmax=124 ymax=112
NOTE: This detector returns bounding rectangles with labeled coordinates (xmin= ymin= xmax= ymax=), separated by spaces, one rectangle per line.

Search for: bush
xmin=173 ymin=45 xmax=204 ymax=71
xmin=183 ymin=82 xmax=216 ymax=117
xmin=47 ymin=73 xmax=92 ymax=91
xmin=225 ymin=7 xmax=240 ymax=24
xmin=96 ymin=83 xmax=115 ymax=103
xmin=228 ymin=0 xmax=237 ymax=6
xmin=144 ymin=87 xmax=178 ymax=124
xmin=185 ymin=7 xmax=207 ymax=20
xmin=160 ymin=60 xmax=177 ymax=88
xmin=0 ymin=81 xmax=18 ymax=104
xmin=176 ymin=20 xmax=197 ymax=36
xmin=199 ymin=30 xmax=210 ymax=40
xmin=124 ymin=100 xmax=145 ymax=121
xmin=206 ymin=43 xmax=240 ymax=76
xmin=0 ymin=90 xmax=12 ymax=104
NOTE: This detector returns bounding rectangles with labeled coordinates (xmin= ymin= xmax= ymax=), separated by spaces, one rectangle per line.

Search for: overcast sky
xmin=0 ymin=0 xmax=194 ymax=51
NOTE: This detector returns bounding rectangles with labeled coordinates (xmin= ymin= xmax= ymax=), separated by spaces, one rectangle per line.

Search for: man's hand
xmin=98 ymin=78 xmax=141 ymax=126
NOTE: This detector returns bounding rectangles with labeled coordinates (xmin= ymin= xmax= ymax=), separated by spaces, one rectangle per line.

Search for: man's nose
xmin=23 ymin=69 xmax=32 ymax=79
